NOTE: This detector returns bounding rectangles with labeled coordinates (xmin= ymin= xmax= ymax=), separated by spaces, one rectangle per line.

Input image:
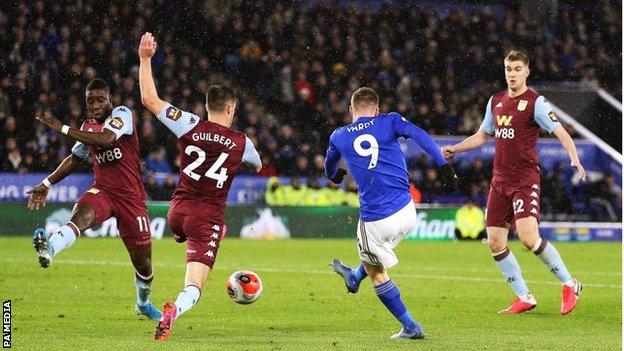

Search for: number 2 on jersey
xmin=182 ymin=145 xmax=229 ymax=188
xmin=353 ymin=134 xmax=379 ymax=169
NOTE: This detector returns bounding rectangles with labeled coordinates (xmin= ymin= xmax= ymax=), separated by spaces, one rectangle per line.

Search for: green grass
xmin=0 ymin=237 xmax=620 ymax=350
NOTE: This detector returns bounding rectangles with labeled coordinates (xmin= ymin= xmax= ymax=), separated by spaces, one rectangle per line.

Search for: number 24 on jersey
xmin=182 ymin=145 xmax=229 ymax=188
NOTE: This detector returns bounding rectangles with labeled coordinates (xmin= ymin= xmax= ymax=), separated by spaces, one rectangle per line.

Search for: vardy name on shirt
xmin=347 ymin=119 xmax=375 ymax=133
xmin=191 ymin=132 xmax=238 ymax=150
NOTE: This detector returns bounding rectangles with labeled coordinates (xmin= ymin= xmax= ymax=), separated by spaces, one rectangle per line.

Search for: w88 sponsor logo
xmin=94 ymin=148 xmax=123 ymax=163
xmin=495 ymin=128 xmax=515 ymax=139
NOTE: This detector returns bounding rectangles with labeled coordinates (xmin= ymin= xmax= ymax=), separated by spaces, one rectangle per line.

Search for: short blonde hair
xmin=505 ymin=50 xmax=530 ymax=67
xmin=351 ymin=87 xmax=379 ymax=110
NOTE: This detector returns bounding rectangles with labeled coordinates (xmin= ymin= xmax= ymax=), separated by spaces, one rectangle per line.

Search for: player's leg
xmin=486 ymin=184 xmax=535 ymax=314
xmin=155 ymin=214 xmax=224 ymax=341
xmin=116 ymin=200 xmax=161 ymax=320
xmin=331 ymin=202 xmax=417 ymax=294
xmin=156 ymin=261 xmax=210 ymax=341
xmin=364 ymin=263 xmax=424 ymax=340
xmin=33 ymin=191 xmax=109 ymax=268
xmin=362 ymin=206 xmax=424 ymax=340
xmin=330 ymin=219 xmax=369 ymax=293
xmin=515 ymin=216 xmax=581 ymax=315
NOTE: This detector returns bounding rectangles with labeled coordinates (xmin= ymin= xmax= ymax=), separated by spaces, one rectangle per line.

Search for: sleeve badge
xmin=548 ymin=111 xmax=559 ymax=122
xmin=166 ymin=106 xmax=182 ymax=121
xmin=109 ymin=117 xmax=124 ymax=130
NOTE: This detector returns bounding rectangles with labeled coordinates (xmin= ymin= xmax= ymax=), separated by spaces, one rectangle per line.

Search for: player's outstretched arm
xmin=35 ymin=113 xmax=116 ymax=147
xmin=26 ymin=154 xmax=82 ymax=210
xmin=441 ymin=130 xmax=489 ymax=158
xmin=138 ymin=32 xmax=166 ymax=115
xmin=392 ymin=114 xmax=458 ymax=188
xmin=442 ymin=97 xmax=493 ymax=158
xmin=553 ymin=125 xmax=586 ymax=181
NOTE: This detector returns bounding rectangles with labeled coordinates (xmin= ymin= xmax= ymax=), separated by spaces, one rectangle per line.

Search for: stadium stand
xmin=0 ymin=1 xmax=620 ymax=221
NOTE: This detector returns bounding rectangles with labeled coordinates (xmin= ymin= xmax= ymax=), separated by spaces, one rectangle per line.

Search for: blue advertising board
xmin=1 ymin=137 xmax=620 ymax=205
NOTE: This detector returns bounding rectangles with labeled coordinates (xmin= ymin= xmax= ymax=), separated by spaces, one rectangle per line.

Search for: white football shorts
xmin=356 ymin=201 xmax=417 ymax=268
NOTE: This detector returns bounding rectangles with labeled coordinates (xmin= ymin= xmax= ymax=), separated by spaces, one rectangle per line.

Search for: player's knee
xmin=518 ymin=234 xmax=539 ymax=250
xmin=487 ymin=236 xmax=506 ymax=252
xmin=71 ymin=205 xmax=95 ymax=231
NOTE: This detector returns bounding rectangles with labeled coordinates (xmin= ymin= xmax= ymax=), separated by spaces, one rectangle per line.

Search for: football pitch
xmin=0 ymin=237 xmax=620 ymax=350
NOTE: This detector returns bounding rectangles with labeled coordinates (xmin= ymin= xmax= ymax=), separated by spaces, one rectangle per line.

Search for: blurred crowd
xmin=0 ymin=1 xmax=621 ymax=221
xmin=263 ymin=156 xmax=622 ymax=222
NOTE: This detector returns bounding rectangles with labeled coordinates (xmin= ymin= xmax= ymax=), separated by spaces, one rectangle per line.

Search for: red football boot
xmin=499 ymin=294 xmax=537 ymax=315
xmin=154 ymin=301 xmax=177 ymax=341
xmin=561 ymin=279 xmax=582 ymax=315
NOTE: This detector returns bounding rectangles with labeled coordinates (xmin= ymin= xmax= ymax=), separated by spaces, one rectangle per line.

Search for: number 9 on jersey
xmin=353 ymin=134 xmax=379 ymax=169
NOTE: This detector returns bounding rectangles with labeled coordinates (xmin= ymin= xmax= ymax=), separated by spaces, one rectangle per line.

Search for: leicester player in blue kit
xmin=326 ymin=87 xmax=457 ymax=340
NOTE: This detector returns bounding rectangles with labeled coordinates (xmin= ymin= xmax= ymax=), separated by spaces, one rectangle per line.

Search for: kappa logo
xmin=208 ymin=241 xmax=217 ymax=248
xmin=189 ymin=116 xmax=197 ymax=125
xmin=495 ymin=102 xmax=503 ymax=108
xmin=87 ymin=188 xmax=100 ymax=194
xmin=532 ymin=184 xmax=539 ymax=190
xmin=212 ymin=225 xmax=221 ymax=231
xmin=205 ymin=250 xmax=214 ymax=258
xmin=109 ymin=117 xmax=124 ymax=130
xmin=530 ymin=191 xmax=539 ymax=198
xmin=517 ymin=100 xmax=528 ymax=111
xmin=166 ymin=106 xmax=182 ymax=121
xmin=496 ymin=115 xmax=513 ymax=126
xmin=211 ymin=233 xmax=220 ymax=239
xmin=530 ymin=199 xmax=539 ymax=206
xmin=530 ymin=208 xmax=538 ymax=214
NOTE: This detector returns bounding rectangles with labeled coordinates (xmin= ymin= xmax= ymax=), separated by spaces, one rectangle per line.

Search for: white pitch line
xmin=2 ymin=257 xmax=620 ymax=289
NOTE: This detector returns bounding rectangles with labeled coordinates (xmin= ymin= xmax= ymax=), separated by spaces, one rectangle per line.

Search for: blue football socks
xmin=374 ymin=279 xmax=418 ymax=332
xmin=532 ymin=238 xmax=573 ymax=285
xmin=493 ymin=247 xmax=530 ymax=297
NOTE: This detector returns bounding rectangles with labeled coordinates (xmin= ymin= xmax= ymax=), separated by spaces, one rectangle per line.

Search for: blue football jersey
xmin=325 ymin=112 xmax=446 ymax=222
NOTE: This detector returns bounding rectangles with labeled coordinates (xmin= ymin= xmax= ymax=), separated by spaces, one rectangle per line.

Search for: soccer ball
xmin=226 ymin=270 xmax=263 ymax=304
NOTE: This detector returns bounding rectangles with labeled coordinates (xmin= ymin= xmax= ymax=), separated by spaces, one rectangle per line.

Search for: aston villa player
xmin=28 ymin=78 xmax=162 ymax=320
xmin=442 ymin=51 xmax=586 ymax=315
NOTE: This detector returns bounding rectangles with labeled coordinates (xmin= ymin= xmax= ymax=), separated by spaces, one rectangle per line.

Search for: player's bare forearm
xmin=67 ymin=127 xmax=116 ymax=148
xmin=452 ymin=131 xmax=489 ymax=154
xmin=139 ymin=58 xmax=166 ymax=114
xmin=553 ymin=125 xmax=586 ymax=181
xmin=47 ymin=154 xmax=82 ymax=185
xmin=553 ymin=125 xmax=580 ymax=162
xmin=28 ymin=154 xmax=81 ymax=210
xmin=138 ymin=32 xmax=164 ymax=115
xmin=139 ymin=59 xmax=166 ymax=115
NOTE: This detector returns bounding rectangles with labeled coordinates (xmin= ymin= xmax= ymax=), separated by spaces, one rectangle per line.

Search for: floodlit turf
xmin=0 ymin=237 xmax=620 ymax=350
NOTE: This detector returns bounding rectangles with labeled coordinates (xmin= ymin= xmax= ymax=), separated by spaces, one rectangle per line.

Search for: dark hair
xmin=351 ymin=87 xmax=379 ymax=109
xmin=86 ymin=78 xmax=110 ymax=92
xmin=505 ymin=50 xmax=530 ymax=66
xmin=206 ymin=84 xmax=237 ymax=112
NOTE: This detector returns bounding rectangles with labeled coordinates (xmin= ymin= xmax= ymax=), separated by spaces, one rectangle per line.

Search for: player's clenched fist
xmin=138 ymin=32 xmax=157 ymax=59
xmin=441 ymin=146 xmax=455 ymax=159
